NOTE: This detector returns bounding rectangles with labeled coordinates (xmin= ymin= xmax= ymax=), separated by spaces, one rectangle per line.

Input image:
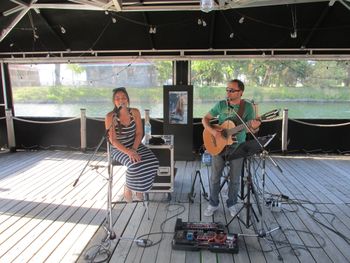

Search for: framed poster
xmin=163 ymin=85 xmax=193 ymax=160
xmin=168 ymin=91 xmax=188 ymax=124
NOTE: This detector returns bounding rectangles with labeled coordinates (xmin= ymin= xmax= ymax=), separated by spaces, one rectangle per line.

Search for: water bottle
xmin=202 ymin=150 xmax=212 ymax=166
xmin=144 ymin=109 xmax=152 ymax=144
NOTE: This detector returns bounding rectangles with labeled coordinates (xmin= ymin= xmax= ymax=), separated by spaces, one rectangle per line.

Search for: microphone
xmin=113 ymin=105 xmax=122 ymax=114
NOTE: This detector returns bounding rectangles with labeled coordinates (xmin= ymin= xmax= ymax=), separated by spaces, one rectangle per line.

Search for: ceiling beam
xmin=0 ymin=0 xmax=39 ymax=42
xmin=0 ymin=8 xmax=30 ymax=42
xmin=339 ymin=0 xmax=350 ymax=10
xmin=3 ymin=48 xmax=350 ymax=64
xmin=111 ymin=0 xmax=122 ymax=11
xmin=10 ymin=0 xmax=28 ymax=7
xmin=13 ymin=0 xmax=330 ymax=13
xmin=32 ymin=3 xmax=103 ymax=11
xmin=2 ymin=5 xmax=25 ymax=16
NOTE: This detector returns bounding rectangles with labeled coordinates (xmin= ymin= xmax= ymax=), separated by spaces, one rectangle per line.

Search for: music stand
xmin=222 ymin=107 xmax=283 ymax=260
xmin=225 ymin=134 xmax=276 ymax=228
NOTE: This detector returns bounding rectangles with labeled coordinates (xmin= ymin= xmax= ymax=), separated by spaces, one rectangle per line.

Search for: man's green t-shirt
xmin=209 ymin=100 xmax=256 ymax=145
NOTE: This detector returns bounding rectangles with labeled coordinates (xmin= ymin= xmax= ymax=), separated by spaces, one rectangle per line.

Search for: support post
xmin=80 ymin=108 xmax=87 ymax=152
xmin=281 ymin=108 xmax=288 ymax=154
xmin=5 ymin=109 xmax=16 ymax=152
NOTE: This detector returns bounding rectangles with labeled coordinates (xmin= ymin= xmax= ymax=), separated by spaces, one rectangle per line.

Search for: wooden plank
xmin=266 ymin=158 xmax=347 ymax=262
xmin=7 ymin=199 xmax=76 ymax=262
xmin=110 ymin=203 xmax=148 ymax=263
xmin=1 ymin=152 xmax=350 ymax=263
xmin=123 ymin=194 xmax=163 ymax=263
xmin=184 ymin=161 xmax=203 ymax=263
xmin=75 ymin=201 xmax=128 ymax=263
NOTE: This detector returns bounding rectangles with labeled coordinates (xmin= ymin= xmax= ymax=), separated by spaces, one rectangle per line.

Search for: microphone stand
xmin=74 ymin=112 xmax=152 ymax=262
xmin=224 ymin=98 xmax=283 ymax=261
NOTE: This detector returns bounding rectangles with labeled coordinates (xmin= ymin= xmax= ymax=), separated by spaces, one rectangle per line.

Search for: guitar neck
xmin=224 ymin=109 xmax=278 ymax=137
xmin=226 ymin=122 xmax=249 ymax=137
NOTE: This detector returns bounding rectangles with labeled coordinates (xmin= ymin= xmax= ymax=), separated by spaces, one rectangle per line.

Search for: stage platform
xmin=1 ymin=150 xmax=350 ymax=263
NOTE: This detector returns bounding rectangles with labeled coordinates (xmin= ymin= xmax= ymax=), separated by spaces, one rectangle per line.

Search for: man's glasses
xmin=226 ymin=88 xmax=241 ymax=93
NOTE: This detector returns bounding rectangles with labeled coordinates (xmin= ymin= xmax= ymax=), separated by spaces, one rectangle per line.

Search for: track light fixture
xmin=198 ymin=19 xmax=207 ymax=27
xmin=112 ymin=17 xmax=117 ymax=23
xmin=149 ymin=26 xmax=156 ymax=34
xmin=60 ymin=26 xmax=66 ymax=34
xmin=200 ymin=0 xmax=214 ymax=13
xmin=229 ymin=32 xmax=234 ymax=38
xmin=239 ymin=16 xmax=245 ymax=24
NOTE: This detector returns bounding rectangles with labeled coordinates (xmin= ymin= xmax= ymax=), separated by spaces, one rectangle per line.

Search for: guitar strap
xmin=237 ymin=99 xmax=245 ymax=119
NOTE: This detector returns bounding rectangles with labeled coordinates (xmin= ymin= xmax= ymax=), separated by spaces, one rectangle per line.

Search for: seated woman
xmin=105 ymin=87 xmax=159 ymax=202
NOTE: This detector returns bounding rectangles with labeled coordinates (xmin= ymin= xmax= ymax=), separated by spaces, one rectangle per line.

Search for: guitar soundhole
xmin=221 ymin=130 xmax=228 ymax=139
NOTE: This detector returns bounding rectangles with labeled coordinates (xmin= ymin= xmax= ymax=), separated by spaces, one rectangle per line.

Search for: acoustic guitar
xmin=203 ymin=109 xmax=280 ymax=155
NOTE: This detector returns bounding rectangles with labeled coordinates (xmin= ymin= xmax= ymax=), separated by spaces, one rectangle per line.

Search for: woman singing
xmin=105 ymin=87 xmax=159 ymax=202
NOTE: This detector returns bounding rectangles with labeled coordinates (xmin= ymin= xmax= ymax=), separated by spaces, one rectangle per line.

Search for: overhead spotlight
xmin=34 ymin=32 xmax=39 ymax=39
xmin=149 ymin=26 xmax=156 ymax=34
xmin=60 ymin=26 xmax=66 ymax=34
xmin=202 ymin=20 xmax=207 ymax=27
xmin=329 ymin=0 xmax=336 ymax=6
xmin=112 ymin=17 xmax=117 ymax=23
xmin=239 ymin=17 xmax=245 ymax=24
xmin=198 ymin=18 xmax=202 ymax=25
xmin=9 ymin=43 xmax=14 ymax=47
xmin=46 ymin=53 xmax=50 ymax=58
xmin=105 ymin=10 xmax=109 ymax=15
xmin=200 ymin=0 xmax=214 ymax=13
xmin=229 ymin=32 xmax=234 ymax=38
xmin=290 ymin=30 xmax=297 ymax=39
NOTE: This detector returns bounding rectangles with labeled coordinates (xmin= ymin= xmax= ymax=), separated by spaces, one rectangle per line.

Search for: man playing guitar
xmin=202 ymin=79 xmax=261 ymax=217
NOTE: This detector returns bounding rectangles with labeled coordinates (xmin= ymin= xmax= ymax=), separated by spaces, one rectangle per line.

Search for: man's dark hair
xmin=229 ymin=79 xmax=245 ymax=92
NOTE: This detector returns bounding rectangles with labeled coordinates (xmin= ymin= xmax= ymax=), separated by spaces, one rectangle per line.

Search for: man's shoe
xmin=228 ymin=205 xmax=237 ymax=217
xmin=204 ymin=205 xmax=219 ymax=216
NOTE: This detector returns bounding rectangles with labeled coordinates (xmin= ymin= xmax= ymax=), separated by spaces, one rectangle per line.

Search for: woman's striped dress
xmin=111 ymin=112 xmax=159 ymax=192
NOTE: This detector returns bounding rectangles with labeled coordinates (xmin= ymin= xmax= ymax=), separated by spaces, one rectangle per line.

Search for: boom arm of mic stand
xmin=73 ymin=122 xmax=113 ymax=187
xmin=227 ymin=100 xmax=263 ymax=149
xmin=228 ymin=101 xmax=283 ymax=174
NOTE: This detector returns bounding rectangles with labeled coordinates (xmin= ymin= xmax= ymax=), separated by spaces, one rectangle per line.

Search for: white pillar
xmin=5 ymin=109 xmax=16 ymax=151
xmin=80 ymin=108 xmax=86 ymax=152
xmin=281 ymin=108 xmax=288 ymax=153
xmin=1 ymin=62 xmax=8 ymax=109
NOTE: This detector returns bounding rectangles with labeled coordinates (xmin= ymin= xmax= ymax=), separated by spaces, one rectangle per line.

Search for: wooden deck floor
xmin=1 ymin=150 xmax=350 ymax=263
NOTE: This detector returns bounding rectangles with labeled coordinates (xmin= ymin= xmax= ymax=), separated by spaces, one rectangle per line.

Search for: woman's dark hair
xmin=112 ymin=87 xmax=130 ymax=135
xmin=112 ymin=87 xmax=130 ymax=106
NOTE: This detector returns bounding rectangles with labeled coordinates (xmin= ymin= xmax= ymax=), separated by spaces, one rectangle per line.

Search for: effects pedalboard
xmin=172 ymin=218 xmax=239 ymax=253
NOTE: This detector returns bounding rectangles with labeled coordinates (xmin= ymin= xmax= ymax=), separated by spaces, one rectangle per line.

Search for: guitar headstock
xmin=260 ymin=109 xmax=280 ymax=121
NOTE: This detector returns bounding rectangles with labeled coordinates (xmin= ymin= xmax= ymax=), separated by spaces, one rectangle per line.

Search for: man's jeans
xmin=209 ymin=153 xmax=243 ymax=208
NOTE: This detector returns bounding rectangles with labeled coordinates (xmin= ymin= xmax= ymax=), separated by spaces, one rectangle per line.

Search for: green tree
xmin=192 ymin=60 xmax=224 ymax=85
xmin=154 ymin=61 xmax=172 ymax=85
